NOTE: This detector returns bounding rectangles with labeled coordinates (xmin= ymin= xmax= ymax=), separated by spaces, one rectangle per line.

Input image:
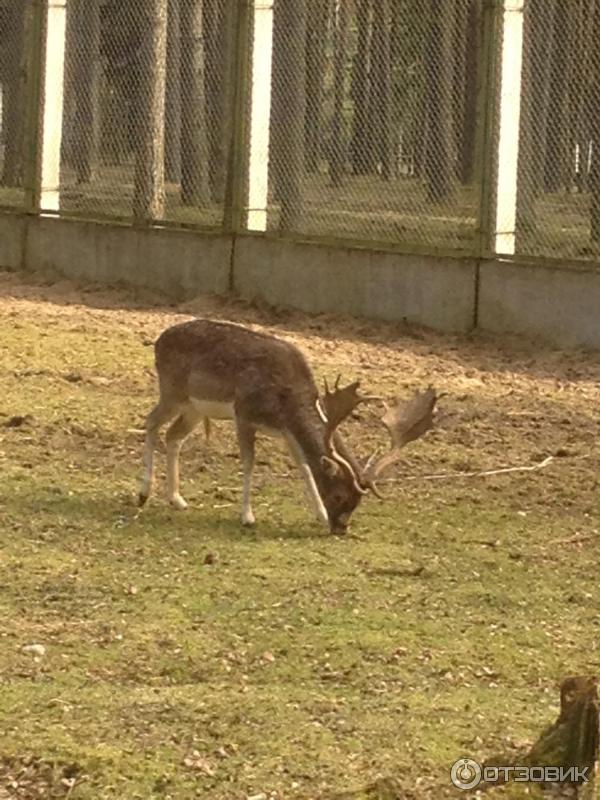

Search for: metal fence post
xmin=223 ymin=0 xmax=253 ymax=234
xmin=474 ymin=0 xmax=504 ymax=258
xmin=22 ymin=0 xmax=47 ymax=214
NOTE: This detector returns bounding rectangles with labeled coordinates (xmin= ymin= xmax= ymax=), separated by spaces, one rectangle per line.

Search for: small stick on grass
xmin=548 ymin=531 xmax=600 ymax=546
xmin=382 ymin=455 xmax=555 ymax=483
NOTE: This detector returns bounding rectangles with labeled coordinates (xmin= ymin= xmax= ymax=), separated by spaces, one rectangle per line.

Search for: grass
xmin=0 ymin=270 xmax=599 ymax=798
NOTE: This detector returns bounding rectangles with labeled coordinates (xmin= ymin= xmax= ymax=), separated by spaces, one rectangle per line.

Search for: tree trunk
xmin=208 ymin=0 xmax=235 ymax=204
xmin=71 ymin=0 xmax=101 ymax=184
xmin=165 ymin=0 xmax=182 ymax=183
xmin=452 ymin=0 xmax=468 ymax=181
xmin=60 ymin=0 xmax=78 ymax=169
xmin=459 ymin=1 xmax=479 ymax=185
xmin=1 ymin=0 xmax=25 ymax=187
xmin=180 ymin=0 xmax=210 ymax=205
xmin=402 ymin=5 xmax=429 ymax=180
xmin=579 ymin=0 xmax=597 ymax=195
xmin=276 ymin=0 xmax=307 ymax=230
xmin=531 ymin=0 xmax=555 ymax=197
xmin=329 ymin=0 xmax=349 ymax=188
xmin=413 ymin=83 xmax=427 ymax=180
xmin=424 ymin=0 xmax=454 ymax=203
xmin=269 ymin=0 xmax=286 ymax=200
xmin=133 ymin=0 xmax=168 ymax=221
xmin=565 ymin=0 xmax=592 ymax=193
xmin=543 ymin=0 xmax=568 ymax=193
xmin=101 ymin=77 xmax=130 ymax=166
xmin=202 ymin=0 xmax=218 ymax=192
xmin=516 ymin=0 xmax=555 ymax=242
xmin=515 ymin=0 xmax=536 ymax=241
xmin=304 ymin=0 xmax=329 ymax=173
xmin=369 ymin=0 xmax=392 ymax=180
xmin=590 ymin=0 xmax=600 ymax=242
xmin=389 ymin=0 xmax=403 ymax=178
xmin=350 ymin=0 xmax=373 ymax=175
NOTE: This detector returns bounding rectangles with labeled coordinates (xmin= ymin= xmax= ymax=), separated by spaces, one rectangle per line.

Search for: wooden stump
xmin=527 ymin=676 xmax=599 ymax=772
xmin=330 ymin=678 xmax=599 ymax=798
xmin=484 ymin=676 xmax=599 ymax=794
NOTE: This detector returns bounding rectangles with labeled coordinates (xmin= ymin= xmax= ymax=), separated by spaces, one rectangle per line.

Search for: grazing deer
xmin=139 ymin=319 xmax=437 ymax=534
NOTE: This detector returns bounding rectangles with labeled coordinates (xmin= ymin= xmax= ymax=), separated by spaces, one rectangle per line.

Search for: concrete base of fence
xmin=23 ymin=216 xmax=232 ymax=297
xmin=478 ymin=259 xmax=600 ymax=349
xmin=0 ymin=213 xmax=26 ymax=270
xmin=233 ymin=235 xmax=477 ymax=333
xmin=2 ymin=214 xmax=600 ymax=348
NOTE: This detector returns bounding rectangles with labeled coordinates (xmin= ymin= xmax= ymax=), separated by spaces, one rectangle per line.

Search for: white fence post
xmin=247 ymin=0 xmax=274 ymax=232
xmin=39 ymin=0 xmax=67 ymax=212
xmin=494 ymin=0 xmax=525 ymax=255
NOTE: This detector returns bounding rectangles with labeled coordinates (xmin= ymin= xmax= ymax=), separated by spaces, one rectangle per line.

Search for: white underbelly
xmin=189 ymin=399 xmax=235 ymax=420
xmin=188 ymin=398 xmax=282 ymax=438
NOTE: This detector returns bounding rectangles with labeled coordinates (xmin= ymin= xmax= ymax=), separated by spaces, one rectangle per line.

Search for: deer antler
xmin=362 ymin=387 xmax=438 ymax=496
xmin=319 ymin=375 xmax=379 ymax=493
xmin=321 ymin=375 xmax=381 ymax=446
xmin=321 ymin=376 xmax=363 ymax=444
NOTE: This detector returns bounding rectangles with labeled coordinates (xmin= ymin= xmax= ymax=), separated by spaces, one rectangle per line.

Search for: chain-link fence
xmin=0 ymin=1 xmax=28 ymax=209
xmin=510 ymin=0 xmax=600 ymax=260
xmin=2 ymin=0 xmax=600 ymax=264
xmin=266 ymin=0 xmax=480 ymax=250
xmin=56 ymin=0 xmax=236 ymax=226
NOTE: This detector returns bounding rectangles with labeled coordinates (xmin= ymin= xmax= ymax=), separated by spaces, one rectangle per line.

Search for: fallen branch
xmin=382 ymin=455 xmax=555 ymax=483
xmin=548 ymin=531 xmax=600 ymax=547
xmin=364 ymin=565 xmax=425 ymax=578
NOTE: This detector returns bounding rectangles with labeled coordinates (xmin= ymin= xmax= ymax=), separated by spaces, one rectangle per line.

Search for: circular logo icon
xmin=451 ymin=758 xmax=482 ymax=790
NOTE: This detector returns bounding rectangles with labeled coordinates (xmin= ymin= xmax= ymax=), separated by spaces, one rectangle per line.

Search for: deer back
xmin=154 ymin=319 xmax=321 ymax=430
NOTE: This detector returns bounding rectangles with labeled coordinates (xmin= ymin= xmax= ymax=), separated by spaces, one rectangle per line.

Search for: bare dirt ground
xmin=1 ymin=268 xmax=599 ymax=800
xmin=2 ymin=267 xmax=598 ymax=495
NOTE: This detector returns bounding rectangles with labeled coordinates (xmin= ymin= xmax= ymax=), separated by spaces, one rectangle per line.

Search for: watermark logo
xmin=451 ymin=759 xmax=482 ymax=790
xmin=450 ymin=759 xmax=590 ymax=790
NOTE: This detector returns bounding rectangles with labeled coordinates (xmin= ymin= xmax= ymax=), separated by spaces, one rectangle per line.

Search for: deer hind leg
xmin=165 ymin=406 xmax=204 ymax=510
xmin=235 ymin=418 xmax=257 ymax=527
xmin=139 ymin=398 xmax=181 ymax=507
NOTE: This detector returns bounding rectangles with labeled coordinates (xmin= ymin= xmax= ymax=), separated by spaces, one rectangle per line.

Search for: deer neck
xmin=287 ymin=410 xmax=331 ymax=489
xmin=286 ymin=406 xmax=362 ymax=495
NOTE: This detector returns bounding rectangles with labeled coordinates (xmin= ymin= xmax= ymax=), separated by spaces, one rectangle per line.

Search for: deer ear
xmin=321 ymin=456 xmax=340 ymax=478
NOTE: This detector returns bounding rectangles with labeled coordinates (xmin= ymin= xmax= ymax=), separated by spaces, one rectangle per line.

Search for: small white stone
xmin=22 ymin=644 xmax=46 ymax=657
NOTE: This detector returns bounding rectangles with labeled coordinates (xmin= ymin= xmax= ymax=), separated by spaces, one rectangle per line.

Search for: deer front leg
xmin=284 ymin=433 xmax=329 ymax=527
xmin=236 ymin=419 xmax=257 ymax=526
xmin=165 ymin=407 xmax=203 ymax=510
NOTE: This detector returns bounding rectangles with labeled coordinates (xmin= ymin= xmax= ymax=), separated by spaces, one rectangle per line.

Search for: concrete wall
xmin=478 ymin=259 xmax=600 ymax=349
xmin=233 ymin=235 xmax=477 ymax=332
xmin=0 ymin=213 xmax=26 ymax=270
xmin=1 ymin=213 xmax=600 ymax=347
xmin=23 ymin=215 xmax=232 ymax=297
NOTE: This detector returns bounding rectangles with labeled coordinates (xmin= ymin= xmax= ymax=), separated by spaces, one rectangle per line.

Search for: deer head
xmin=316 ymin=377 xmax=438 ymax=533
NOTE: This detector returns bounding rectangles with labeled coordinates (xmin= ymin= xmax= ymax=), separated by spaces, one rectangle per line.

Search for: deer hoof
xmin=316 ymin=510 xmax=329 ymax=528
xmin=138 ymin=492 xmax=149 ymax=508
xmin=242 ymin=511 xmax=256 ymax=527
xmin=169 ymin=494 xmax=188 ymax=511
